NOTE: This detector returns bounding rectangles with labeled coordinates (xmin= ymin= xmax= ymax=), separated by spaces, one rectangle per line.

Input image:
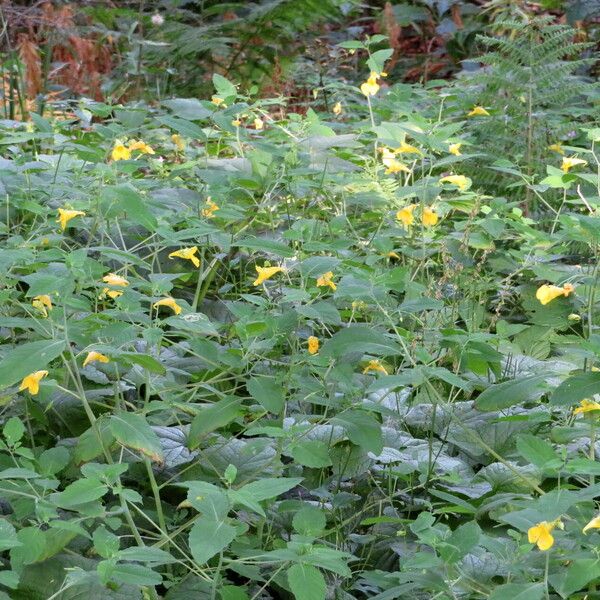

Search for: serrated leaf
xmin=110 ymin=412 xmax=164 ymax=463
xmin=188 ymin=517 xmax=237 ymax=565
xmin=287 ymin=564 xmax=326 ymax=600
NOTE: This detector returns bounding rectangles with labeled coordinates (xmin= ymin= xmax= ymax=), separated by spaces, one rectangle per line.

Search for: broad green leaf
xmin=3 ymin=417 xmax=24 ymax=446
xmin=550 ymin=371 xmax=600 ymax=406
xmin=212 ymin=74 xmax=237 ymax=99
xmin=0 ymin=520 xmax=21 ymax=552
xmin=488 ymin=583 xmax=544 ymax=600
xmin=549 ymin=558 xmax=600 ymax=598
xmin=110 ymin=412 xmax=164 ymax=463
xmin=188 ymin=397 xmax=245 ymax=449
xmin=331 ymin=411 xmax=383 ymax=454
xmin=119 ymin=352 xmax=165 ymax=374
xmin=439 ymin=521 xmax=480 ymax=564
xmin=0 ymin=339 xmax=66 ymax=390
xmin=287 ymin=564 xmax=326 ymax=600
xmin=290 ymin=440 xmax=332 ymax=468
xmin=102 ymin=185 xmax=157 ymax=231
xmin=292 ymin=506 xmax=326 ymax=536
xmin=474 ymin=375 xmax=548 ymax=411
xmin=247 ymin=377 xmax=285 ymax=414
xmin=516 ymin=434 xmax=561 ymax=469
xmin=53 ymin=478 xmax=109 ymax=508
xmin=188 ymin=517 xmax=237 ymax=564
xmin=237 ymin=477 xmax=302 ymax=501
xmin=322 ymin=325 xmax=403 ymax=359
xmin=98 ymin=560 xmax=162 ymax=587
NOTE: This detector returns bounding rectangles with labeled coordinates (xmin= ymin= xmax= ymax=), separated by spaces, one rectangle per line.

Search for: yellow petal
xmin=561 ymin=156 xmax=587 ymax=173
xmin=172 ymin=134 xmax=185 ymax=151
xmin=32 ymin=295 xmax=52 ymax=317
xmin=153 ymin=297 xmax=182 ymax=315
xmin=57 ymin=208 xmax=85 ymax=231
xmin=467 ymin=106 xmax=490 ymax=117
xmin=102 ymin=273 xmax=129 ymax=287
xmin=168 ymin=247 xmax=200 ymax=268
xmin=333 ymin=102 xmax=342 ymax=115
xmin=573 ymin=399 xmax=600 ymax=415
xmin=583 ymin=515 xmax=600 ymax=534
xmin=316 ymin=271 xmax=336 ymax=291
xmin=19 ymin=370 xmax=48 ymax=395
xmin=396 ymin=204 xmax=417 ymax=227
xmin=308 ymin=336 xmax=319 ymax=355
xmin=253 ymin=265 xmax=284 ymax=286
xmin=111 ymin=143 xmax=131 ymax=161
xmin=363 ymin=360 xmax=388 ymax=375
xmin=422 ymin=207 xmax=438 ymax=227
xmin=83 ymin=351 xmax=110 ymax=367
xmin=254 ymin=118 xmax=264 ymax=130
xmin=449 ymin=143 xmax=462 ymax=156
xmin=439 ymin=175 xmax=470 ymax=191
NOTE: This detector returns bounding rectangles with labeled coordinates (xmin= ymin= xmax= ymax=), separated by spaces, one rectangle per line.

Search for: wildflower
xmin=396 ymin=204 xmax=417 ymax=227
xmin=168 ymin=246 xmax=200 ymax=268
xmin=153 ymin=297 xmax=182 ymax=315
xmin=19 ymin=370 xmax=48 ymax=395
xmin=308 ymin=336 xmax=319 ymax=355
xmin=172 ymin=134 xmax=185 ymax=151
xmin=467 ymin=106 xmax=490 ymax=117
xmin=316 ymin=271 xmax=336 ymax=291
xmin=232 ymin=118 xmax=241 ymax=127
xmin=573 ymin=399 xmax=600 ymax=415
xmin=151 ymin=13 xmax=164 ymax=26
xmin=381 ymin=148 xmax=409 ymax=175
xmin=201 ymin=197 xmax=219 ymax=218
xmin=528 ymin=520 xmax=561 ymax=551
xmin=57 ymin=208 xmax=85 ymax=231
xmin=386 ymin=251 xmax=401 ymax=260
xmin=548 ymin=142 xmax=564 ymax=155
xmin=396 ymin=141 xmax=422 ymax=155
xmin=128 ymin=140 xmax=155 ymax=155
xmin=253 ymin=265 xmax=284 ymax=286
xmin=422 ymin=207 xmax=439 ymax=227
xmin=439 ymin=175 xmax=470 ymax=191
xmin=32 ymin=295 xmax=52 ymax=317
xmin=83 ymin=351 xmax=110 ymax=367
xmin=102 ymin=273 xmax=129 ymax=300
xmin=583 ymin=515 xmax=600 ymax=534
xmin=254 ymin=118 xmax=264 ymax=131
xmin=536 ymin=283 xmax=574 ymax=305
xmin=561 ymin=156 xmax=587 ymax=173
xmin=333 ymin=102 xmax=342 ymax=115
xmin=449 ymin=143 xmax=462 ymax=156
xmin=111 ymin=143 xmax=131 ymax=161
xmin=360 ymin=72 xmax=381 ymax=97
xmin=212 ymin=96 xmax=226 ymax=107
xmin=363 ymin=360 xmax=388 ymax=375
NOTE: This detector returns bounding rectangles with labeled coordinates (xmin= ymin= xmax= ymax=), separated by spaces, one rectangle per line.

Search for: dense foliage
xmin=2 ymin=3 xmax=600 ymax=600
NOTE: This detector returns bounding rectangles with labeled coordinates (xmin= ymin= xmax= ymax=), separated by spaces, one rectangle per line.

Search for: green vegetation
xmin=1 ymin=2 xmax=600 ymax=599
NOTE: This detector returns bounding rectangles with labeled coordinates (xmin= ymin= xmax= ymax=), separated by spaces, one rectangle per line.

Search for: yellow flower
xmin=128 ymin=140 xmax=155 ymax=154
xmin=573 ymin=399 xmax=600 ymax=415
xmin=363 ymin=360 xmax=388 ymax=375
xmin=111 ymin=142 xmax=131 ymax=161
xmin=316 ymin=271 xmax=336 ymax=291
xmin=232 ymin=118 xmax=242 ymax=127
xmin=548 ymin=142 xmax=564 ymax=155
xmin=254 ymin=118 xmax=264 ymax=130
xmin=583 ymin=515 xmax=600 ymax=534
xmin=381 ymin=148 xmax=409 ymax=175
xmin=19 ymin=370 xmax=48 ymax=395
xmin=561 ymin=156 xmax=587 ymax=173
xmin=103 ymin=273 xmax=129 ymax=287
xmin=253 ymin=265 xmax=284 ymax=286
xmin=172 ymin=134 xmax=185 ymax=151
xmin=536 ymin=283 xmax=575 ymax=305
xmin=201 ymin=197 xmax=219 ymax=218
xmin=212 ymin=96 xmax=226 ymax=107
xmin=101 ymin=273 xmax=129 ymax=300
xmin=333 ymin=102 xmax=342 ymax=115
xmin=308 ymin=336 xmax=319 ymax=355
xmin=440 ymin=175 xmax=470 ymax=191
xmin=386 ymin=251 xmax=401 ymax=260
xmin=396 ymin=204 xmax=417 ymax=227
xmin=467 ymin=106 xmax=490 ymax=117
xmin=32 ymin=295 xmax=52 ymax=317
xmin=360 ymin=72 xmax=380 ymax=97
xmin=422 ymin=207 xmax=439 ymax=227
xmin=57 ymin=208 xmax=85 ymax=231
xmin=153 ymin=297 xmax=182 ymax=315
xmin=449 ymin=143 xmax=462 ymax=156
xmin=396 ymin=141 xmax=422 ymax=156
xmin=528 ymin=520 xmax=561 ymax=551
xmin=83 ymin=351 xmax=110 ymax=367
xmin=169 ymin=246 xmax=200 ymax=268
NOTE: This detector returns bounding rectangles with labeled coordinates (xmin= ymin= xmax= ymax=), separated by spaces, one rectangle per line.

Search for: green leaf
xmin=102 ymin=185 xmax=157 ymax=231
xmin=331 ymin=411 xmax=383 ymax=454
xmin=516 ymin=434 xmax=561 ymax=469
xmin=3 ymin=417 xmax=25 ymax=446
xmin=119 ymin=352 xmax=165 ymax=374
xmin=53 ymin=478 xmax=109 ymax=508
xmin=292 ymin=506 xmax=326 ymax=536
xmin=110 ymin=412 xmax=164 ymax=463
xmin=220 ymin=586 xmax=250 ymax=600
xmin=237 ymin=477 xmax=302 ymax=501
xmin=550 ymin=371 xmax=600 ymax=406
xmin=188 ymin=517 xmax=237 ymax=564
xmin=0 ymin=520 xmax=21 ymax=552
xmin=549 ymin=558 xmax=600 ymax=597
xmin=290 ymin=440 xmax=332 ymax=468
xmin=439 ymin=521 xmax=480 ymax=564
xmin=212 ymin=74 xmax=237 ymax=99
xmin=488 ymin=583 xmax=544 ymax=600
xmin=247 ymin=377 xmax=285 ymax=414
xmin=474 ymin=375 xmax=548 ymax=411
xmin=98 ymin=560 xmax=162 ymax=586
xmin=188 ymin=397 xmax=245 ymax=449
xmin=93 ymin=526 xmax=120 ymax=559
xmin=322 ymin=325 xmax=403 ymax=359
xmin=287 ymin=564 xmax=326 ymax=600
xmin=0 ymin=339 xmax=66 ymax=390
